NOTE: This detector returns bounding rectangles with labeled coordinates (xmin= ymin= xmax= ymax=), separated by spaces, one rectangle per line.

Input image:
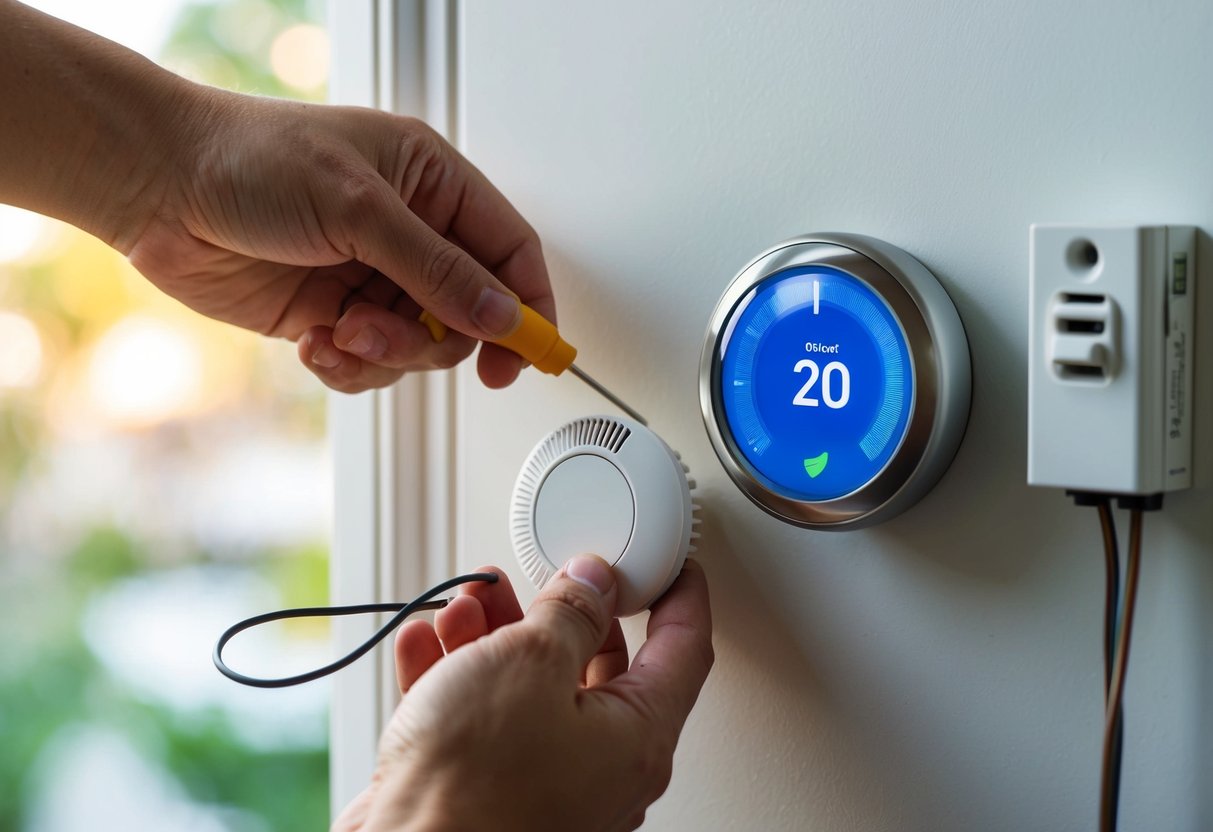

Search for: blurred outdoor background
xmin=1 ymin=1 xmax=333 ymax=829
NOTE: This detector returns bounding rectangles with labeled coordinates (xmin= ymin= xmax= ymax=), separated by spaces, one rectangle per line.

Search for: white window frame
xmin=327 ymin=0 xmax=460 ymax=816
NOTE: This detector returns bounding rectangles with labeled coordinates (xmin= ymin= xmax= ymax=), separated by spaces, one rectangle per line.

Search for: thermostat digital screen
xmin=718 ymin=266 xmax=914 ymax=501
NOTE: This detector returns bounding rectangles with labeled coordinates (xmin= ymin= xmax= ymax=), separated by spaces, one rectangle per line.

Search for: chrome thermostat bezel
xmin=698 ymin=232 xmax=971 ymax=530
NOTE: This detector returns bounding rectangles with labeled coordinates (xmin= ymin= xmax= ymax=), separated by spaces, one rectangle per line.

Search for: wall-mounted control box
xmin=1028 ymin=225 xmax=1196 ymax=495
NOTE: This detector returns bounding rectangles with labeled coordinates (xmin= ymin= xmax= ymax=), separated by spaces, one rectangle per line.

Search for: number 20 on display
xmin=793 ymin=359 xmax=850 ymax=409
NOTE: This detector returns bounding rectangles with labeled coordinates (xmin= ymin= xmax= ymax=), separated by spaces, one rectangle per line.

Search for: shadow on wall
xmin=881 ymin=263 xmax=1061 ymax=583
xmin=1172 ymin=227 xmax=1213 ymax=821
xmin=691 ymin=489 xmax=919 ymax=829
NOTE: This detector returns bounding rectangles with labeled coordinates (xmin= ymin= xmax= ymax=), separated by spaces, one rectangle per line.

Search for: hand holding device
xmin=332 ymin=559 xmax=714 ymax=832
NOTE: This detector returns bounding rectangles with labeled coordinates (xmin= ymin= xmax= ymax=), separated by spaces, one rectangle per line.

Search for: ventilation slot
xmin=1056 ymin=363 xmax=1106 ymax=380
xmin=1048 ymin=291 xmax=1116 ymax=383
xmin=1061 ymin=320 xmax=1104 ymax=333
xmin=563 ymin=416 xmax=631 ymax=454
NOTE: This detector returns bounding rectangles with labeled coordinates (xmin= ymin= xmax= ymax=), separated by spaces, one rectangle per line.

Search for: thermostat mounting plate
xmin=510 ymin=416 xmax=697 ymax=615
xmin=699 ymin=233 xmax=971 ymax=530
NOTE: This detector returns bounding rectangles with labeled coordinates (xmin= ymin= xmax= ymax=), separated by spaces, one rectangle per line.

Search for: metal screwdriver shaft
xmin=568 ymin=364 xmax=648 ymax=426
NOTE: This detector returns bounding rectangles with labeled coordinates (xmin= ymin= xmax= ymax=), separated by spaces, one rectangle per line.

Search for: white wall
xmin=449 ymin=2 xmax=1213 ymax=828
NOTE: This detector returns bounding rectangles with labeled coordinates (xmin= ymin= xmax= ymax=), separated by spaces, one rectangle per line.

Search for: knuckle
xmin=430 ymin=352 xmax=460 ymax=370
xmin=500 ymin=624 xmax=564 ymax=667
xmin=338 ymin=170 xmax=387 ymax=222
xmin=332 ymin=376 xmax=369 ymax=395
xmin=430 ymin=343 xmax=473 ymax=370
xmin=388 ymin=118 xmax=449 ymax=199
xmin=543 ymin=584 xmax=606 ymax=639
xmin=306 ymin=140 xmax=347 ymax=174
xmin=326 ymin=378 xmax=364 ymax=395
xmin=418 ymin=241 xmax=475 ymax=301
xmin=524 ymin=227 xmax=544 ymax=258
xmin=306 ymin=358 xmax=381 ymax=395
xmin=397 ymin=117 xmax=444 ymax=159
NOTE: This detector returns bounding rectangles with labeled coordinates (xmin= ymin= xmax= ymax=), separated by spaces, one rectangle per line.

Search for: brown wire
xmin=1096 ymin=501 xmax=1118 ymax=694
xmin=1099 ymin=508 xmax=1143 ymax=831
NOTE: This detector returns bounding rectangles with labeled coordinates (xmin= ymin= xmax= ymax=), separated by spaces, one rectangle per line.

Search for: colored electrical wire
xmin=1099 ymin=509 xmax=1143 ymax=832
xmin=214 ymin=572 xmax=499 ymax=689
xmin=1096 ymin=500 xmax=1119 ymax=691
xmin=1095 ymin=499 xmax=1124 ymax=831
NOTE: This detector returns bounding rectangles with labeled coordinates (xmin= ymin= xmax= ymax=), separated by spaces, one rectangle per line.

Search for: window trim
xmin=328 ymin=0 xmax=460 ymax=817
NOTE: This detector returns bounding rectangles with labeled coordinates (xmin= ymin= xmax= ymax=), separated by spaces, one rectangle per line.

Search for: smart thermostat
xmin=699 ymin=233 xmax=970 ymax=529
xmin=510 ymin=416 xmax=698 ymax=616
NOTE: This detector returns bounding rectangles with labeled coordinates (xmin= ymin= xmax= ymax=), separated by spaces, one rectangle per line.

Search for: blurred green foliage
xmin=0 ymin=526 xmax=329 ymax=830
xmin=157 ymin=707 xmax=328 ymax=829
xmin=66 ymin=526 xmax=145 ymax=589
xmin=0 ymin=1 xmax=332 ymax=829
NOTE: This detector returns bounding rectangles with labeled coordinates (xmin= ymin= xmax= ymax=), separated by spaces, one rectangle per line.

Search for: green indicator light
xmin=1173 ymin=253 xmax=1188 ymax=295
xmin=803 ymin=452 xmax=829 ymax=479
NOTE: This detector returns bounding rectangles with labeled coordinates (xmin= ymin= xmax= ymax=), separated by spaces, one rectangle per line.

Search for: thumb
xmin=344 ymin=179 xmax=522 ymax=341
xmin=524 ymin=555 xmax=619 ymax=672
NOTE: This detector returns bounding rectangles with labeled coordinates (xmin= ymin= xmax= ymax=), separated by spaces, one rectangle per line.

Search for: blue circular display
xmin=718 ymin=266 xmax=914 ymax=501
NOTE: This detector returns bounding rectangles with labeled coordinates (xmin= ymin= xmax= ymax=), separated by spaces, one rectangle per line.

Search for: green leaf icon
xmin=803 ymin=452 xmax=829 ymax=479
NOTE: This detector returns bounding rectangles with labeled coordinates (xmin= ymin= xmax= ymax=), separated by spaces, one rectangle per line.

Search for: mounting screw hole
xmin=1066 ymin=238 xmax=1100 ymax=277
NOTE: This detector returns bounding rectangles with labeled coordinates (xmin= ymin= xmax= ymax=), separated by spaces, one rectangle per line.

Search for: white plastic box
xmin=1028 ymin=224 xmax=1196 ymax=495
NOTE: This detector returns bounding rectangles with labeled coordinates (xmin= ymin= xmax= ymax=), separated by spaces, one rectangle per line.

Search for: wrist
xmin=362 ymin=763 xmax=495 ymax=832
xmin=0 ymin=1 xmax=216 ymax=252
xmin=60 ymin=58 xmax=217 ymax=254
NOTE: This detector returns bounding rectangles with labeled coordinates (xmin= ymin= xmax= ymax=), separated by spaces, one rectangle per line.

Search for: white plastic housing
xmin=510 ymin=416 xmax=697 ymax=616
xmin=1028 ymin=224 xmax=1196 ymax=494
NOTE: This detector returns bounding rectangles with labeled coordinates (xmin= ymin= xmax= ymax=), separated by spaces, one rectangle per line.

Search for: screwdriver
xmin=419 ymin=307 xmax=648 ymax=426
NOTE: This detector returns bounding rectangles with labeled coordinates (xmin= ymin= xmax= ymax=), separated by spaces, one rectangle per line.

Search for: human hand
xmin=332 ymin=557 xmax=714 ymax=832
xmin=3 ymin=3 xmax=551 ymax=392
xmin=124 ymin=88 xmax=553 ymax=392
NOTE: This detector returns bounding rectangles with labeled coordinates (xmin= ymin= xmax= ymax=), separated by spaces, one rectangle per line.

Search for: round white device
xmin=510 ymin=416 xmax=698 ymax=616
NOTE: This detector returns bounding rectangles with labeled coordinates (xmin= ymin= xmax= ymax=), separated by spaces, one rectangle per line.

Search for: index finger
xmin=607 ymin=560 xmax=714 ymax=732
xmin=440 ymin=155 xmax=554 ymax=322
xmin=461 ymin=564 xmax=525 ymax=631
xmin=411 ymin=139 xmax=555 ymax=388
xmin=403 ymin=132 xmax=554 ymax=322
xmin=439 ymin=158 xmax=555 ymax=389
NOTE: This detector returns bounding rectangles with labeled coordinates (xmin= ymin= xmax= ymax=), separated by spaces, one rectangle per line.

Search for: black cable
xmin=213 ymin=572 xmax=499 ymax=688
xmin=1099 ymin=509 xmax=1143 ymax=832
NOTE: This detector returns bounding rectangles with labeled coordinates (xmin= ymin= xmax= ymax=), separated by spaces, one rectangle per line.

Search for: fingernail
xmin=311 ymin=344 xmax=342 ymax=368
xmin=471 ymin=287 xmax=521 ymax=337
xmin=565 ymin=555 xmax=615 ymax=596
xmin=347 ymin=326 xmax=387 ymax=359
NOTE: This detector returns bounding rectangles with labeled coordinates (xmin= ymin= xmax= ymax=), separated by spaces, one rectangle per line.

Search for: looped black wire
xmin=214 ymin=572 xmax=499 ymax=688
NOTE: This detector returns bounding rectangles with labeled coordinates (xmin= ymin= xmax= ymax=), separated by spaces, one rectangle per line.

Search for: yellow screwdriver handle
xmin=416 ymin=305 xmax=576 ymax=376
xmin=495 ymin=304 xmax=577 ymax=374
xmin=418 ymin=310 xmax=447 ymax=343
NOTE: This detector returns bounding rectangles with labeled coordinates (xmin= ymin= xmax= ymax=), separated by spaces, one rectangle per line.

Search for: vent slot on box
xmin=1049 ymin=291 xmax=1116 ymax=383
xmin=1054 ymin=293 xmax=1109 ymax=334
xmin=1060 ymin=319 xmax=1105 ymax=333
xmin=1055 ymin=363 xmax=1107 ymax=380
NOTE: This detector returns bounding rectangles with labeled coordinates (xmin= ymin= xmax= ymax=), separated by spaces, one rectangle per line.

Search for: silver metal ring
xmin=698 ymin=233 xmax=971 ymax=530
